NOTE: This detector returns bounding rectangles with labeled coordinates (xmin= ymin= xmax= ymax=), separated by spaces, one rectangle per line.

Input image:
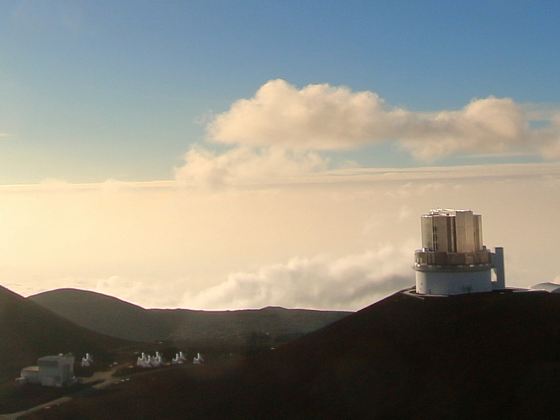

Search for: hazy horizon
xmin=2 ymin=161 xmax=558 ymax=310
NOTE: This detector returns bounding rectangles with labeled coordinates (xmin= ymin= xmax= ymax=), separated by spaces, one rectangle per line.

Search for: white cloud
xmin=399 ymin=97 xmax=527 ymax=160
xmin=209 ymin=79 xmax=404 ymax=150
xmin=186 ymin=245 xmax=414 ymax=311
xmin=176 ymin=80 xmax=560 ymax=190
xmin=2 ymin=162 xmax=559 ymax=310
xmin=207 ymin=79 xmax=560 ymax=161
xmin=175 ymin=146 xmax=329 ymax=187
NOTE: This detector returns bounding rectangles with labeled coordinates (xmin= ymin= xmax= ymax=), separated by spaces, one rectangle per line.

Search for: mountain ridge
xmin=29 ymin=288 xmax=351 ymax=344
xmin=0 ymin=285 xmax=126 ymax=383
xmin=29 ymin=289 xmax=560 ymax=419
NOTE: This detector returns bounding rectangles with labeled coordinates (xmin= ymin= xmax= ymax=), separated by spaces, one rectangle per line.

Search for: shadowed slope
xmin=0 ymin=286 xmax=125 ymax=383
xmin=30 ymin=290 xmax=560 ymax=419
xmin=29 ymin=289 xmax=163 ymax=342
xmin=30 ymin=289 xmax=350 ymax=344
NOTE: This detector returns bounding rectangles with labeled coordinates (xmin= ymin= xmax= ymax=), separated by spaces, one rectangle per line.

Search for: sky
xmin=0 ymin=1 xmax=559 ymax=309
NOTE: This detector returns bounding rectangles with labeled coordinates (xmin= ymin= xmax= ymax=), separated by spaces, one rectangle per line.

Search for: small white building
xmin=18 ymin=354 xmax=76 ymax=387
xmin=172 ymin=351 xmax=187 ymax=365
xmin=81 ymin=353 xmax=94 ymax=367
xmin=151 ymin=352 xmax=163 ymax=367
xmin=414 ymin=209 xmax=506 ymax=296
xmin=136 ymin=352 xmax=164 ymax=368
xmin=193 ymin=353 xmax=204 ymax=365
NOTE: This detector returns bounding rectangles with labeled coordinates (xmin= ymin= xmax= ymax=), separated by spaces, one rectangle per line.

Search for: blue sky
xmin=1 ymin=1 xmax=560 ymax=308
xmin=1 ymin=0 xmax=559 ymax=183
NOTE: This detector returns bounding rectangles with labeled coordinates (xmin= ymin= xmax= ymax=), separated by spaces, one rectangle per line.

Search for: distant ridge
xmin=29 ymin=288 xmax=351 ymax=344
xmin=0 ymin=285 xmax=125 ymax=382
xmin=30 ymin=288 xmax=163 ymax=343
xmin=34 ymin=290 xmax=560 ymax=419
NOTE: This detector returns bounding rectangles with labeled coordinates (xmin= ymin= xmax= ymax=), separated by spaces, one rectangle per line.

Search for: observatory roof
xmin=424 ymin=208 xmax=477 ymax=217
xmin=38 ymin=355 xmax=63 ymax=362
xmin=38 ymin=354 xmax=73 ymax=362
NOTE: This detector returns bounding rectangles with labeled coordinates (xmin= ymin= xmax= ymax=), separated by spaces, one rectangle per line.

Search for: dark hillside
xmin=30 ymin=289 xmax=350 ymax=344
xmin=0 ymin=286 xmax=125 ymax=383
xmin=29 ymin=289 xmax=163 ymax=343
xmin=31 ymin=290 xmax=560 ymax=419
xmin=256 ymin=289 xmax=560 ymax=419
xmin=152 ymin=306 xmax=350 ymax=345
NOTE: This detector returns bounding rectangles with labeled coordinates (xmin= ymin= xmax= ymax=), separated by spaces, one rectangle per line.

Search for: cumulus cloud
xmin=399 ymin=97 xmax=528 ymax=160
xmin=186 ymin=245 xmax=414 ymax=311
xmin=175 ymin=80 xmax=560 ymax=189
xmin=209 ymin=80 xmax=405 ymax=150
xmin=207 ymin=79 xmax=560 ymax=160
xmin=175 ymin=146 xmax=329 ymax=187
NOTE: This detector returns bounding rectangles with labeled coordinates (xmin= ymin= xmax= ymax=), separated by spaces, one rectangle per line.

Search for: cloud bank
xmin=207 ymin=79 xmax=560 ymax=161
xmin=175 ymin=146 xmax=329 ymax=188
xmin=4 ymin=79 xmax=560 ymax=310
xmin=2 ymin=163 xmax=559 ymax=309
xmin=176 ymin=80 xmax=560 ymax=188
xmin=187 ymin=246 xmax=414 ymax=310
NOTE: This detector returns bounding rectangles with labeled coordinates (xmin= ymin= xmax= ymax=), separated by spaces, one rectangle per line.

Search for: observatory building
xmin=18 ymin=354 xmax=75 ymax=387
xmin=414 ymin=209 xmax=505 ymax=295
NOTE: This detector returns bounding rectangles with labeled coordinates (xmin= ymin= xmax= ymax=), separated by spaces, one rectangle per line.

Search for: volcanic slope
xmin=0 ymin=285 xmax=126 ymax=383
xmin=30 ymin=289 xmax=350 ymax=344
xmin=27 ymin=289 xmax=560 ymax=419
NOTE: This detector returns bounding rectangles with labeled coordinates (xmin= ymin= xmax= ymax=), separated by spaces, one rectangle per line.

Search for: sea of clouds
xmin=2 ymin=80 xmax=560 ymax=310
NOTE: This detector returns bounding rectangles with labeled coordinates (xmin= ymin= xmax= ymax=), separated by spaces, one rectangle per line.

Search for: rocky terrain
xmin=25 ymin=289 xmax=560 ymax=419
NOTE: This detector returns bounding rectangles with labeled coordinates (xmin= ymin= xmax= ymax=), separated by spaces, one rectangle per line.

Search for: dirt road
xmin=0 ymin=365 xmax=124 ymax=419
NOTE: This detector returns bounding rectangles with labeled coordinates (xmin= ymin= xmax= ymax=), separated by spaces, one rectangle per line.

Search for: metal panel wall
xmin=415 ymin=269 xmax=493 ymax=295
xmin=421 ymin=216 xmax=434 ymax=250
xmin=474 ymin=214 xmax=483 ymax=250
xmin=432 ymin=215 xmax=451 ymax=252
xmin=455 ymin=210 xmax=476 ymax=252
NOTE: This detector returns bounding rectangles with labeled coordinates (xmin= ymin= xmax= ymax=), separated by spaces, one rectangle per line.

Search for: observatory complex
xmin=414 ymin=209 xmax=505 ymax=295
xmin=18 ymin=354 xmax=76 ymax=387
